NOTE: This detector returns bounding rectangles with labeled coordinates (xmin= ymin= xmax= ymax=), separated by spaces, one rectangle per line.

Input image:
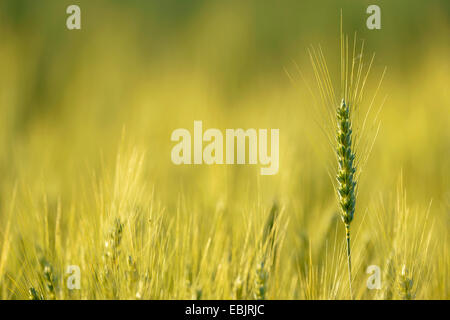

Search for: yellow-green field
xmin=0 ymin=1 xmax=448 ymax=299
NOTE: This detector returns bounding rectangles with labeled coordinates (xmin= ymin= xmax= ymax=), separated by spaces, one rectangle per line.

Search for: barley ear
xmin=397 ymin=265 xmax=415 ymax=300
xmin=336 ymin=98 xmax=357 ymax=299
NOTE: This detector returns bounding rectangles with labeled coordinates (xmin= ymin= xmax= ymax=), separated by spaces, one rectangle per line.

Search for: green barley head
xmin=336 ymin=98 xmax=356 ymax=226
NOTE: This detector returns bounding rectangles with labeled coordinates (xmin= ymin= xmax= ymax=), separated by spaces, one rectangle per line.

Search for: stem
xmin=345 ymin=223 xmax=353 ymax=299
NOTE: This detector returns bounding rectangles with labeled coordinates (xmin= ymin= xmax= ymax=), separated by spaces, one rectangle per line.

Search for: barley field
xmin=0 ymin=1 xmax=448 ymax=300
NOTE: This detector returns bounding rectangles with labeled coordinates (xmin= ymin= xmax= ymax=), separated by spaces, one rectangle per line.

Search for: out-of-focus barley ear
xmin=136 ymin=271 xmax=150 ymax=299
xmin=192 ymin=287 xmax=203 ymax=300
xmin=295 ymin=231 xmax=310 ymax=278
xmin=397 ymin=264 xmax=415 ymax=300
xmin=126 ymin=255 xmax=139 ymax=291
xmin=254 ymin=261 xmax=268 ymax=300
xmin=28 ymin=287 xmax=43 ymax=300
xmin=378 ymin=251 xmax=396 ymax=300
xmin=135 ymin=279 xmax=144 ymax=299
xmin=104 ymin=218 xmax=124 ymax=265
xmin=232 ymin=276 xmax=244 ymax=300
xmin=43 ymin=265 xmax=56 ymax=300
xmin=253 ymin=202 xmax=280 ymax=300
xmin=262 ymin=202 xmax=278 ymax=246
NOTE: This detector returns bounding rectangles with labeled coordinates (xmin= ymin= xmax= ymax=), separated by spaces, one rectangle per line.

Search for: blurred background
xmin=0 ymin=0 xmax=448 ymax=212
xmin=0 ymin=0 xmax=448 ymax=299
